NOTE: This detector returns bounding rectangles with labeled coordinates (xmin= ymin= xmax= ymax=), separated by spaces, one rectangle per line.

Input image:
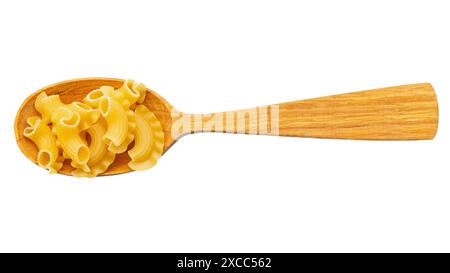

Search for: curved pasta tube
xmin=99 ymin=97 xmax=136 ymax=153
xmin=35 ymin=92 xmax=65 ymax=123
xmin=84 ymin=86 xmax=114 ymax=108
xmin=128 ymin=105 xmax=164 ymax=171
xmin=84 ymin=80 xmax=146 ymax=110
xmin=114 ymin=79 xmax=141 ymax=109
xmin=67 ymin=102 xmax=100 ymax=130
xmin=72 ymin=118 xmax=116 ymax=177
xmin=52 ymin=108 xmax=90 ymax=172
xmin=134 ymin=82 xmax=147 ymax=104
xmin=23 ymin=116 xmax=63 ymax=173
xmin=35 ymin=92 xmax=99 ymax=130
xmin=85 ymin=80 xmax=146 ymax=109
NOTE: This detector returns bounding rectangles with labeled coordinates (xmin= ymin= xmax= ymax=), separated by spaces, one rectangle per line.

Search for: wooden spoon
xmin=15 ymin=78 xmax=439 ymax=176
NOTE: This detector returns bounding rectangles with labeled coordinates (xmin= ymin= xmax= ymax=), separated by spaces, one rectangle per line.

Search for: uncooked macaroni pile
xmin=23 ymin=79 xmax=164 ymax=177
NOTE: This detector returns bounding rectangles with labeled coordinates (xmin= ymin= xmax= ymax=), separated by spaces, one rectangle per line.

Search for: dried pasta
xmin=99 ymin=97 xmax=136 ymax=154
xmin=51 ymin=108 xmax=90 ymax=172
xmin=67 ymin=102 xmax=100 ymax=130
xmin=35 ymin=92 xmax=65 ymax=123
xmin=72 ymin=118 xmax=116 ymax=177
xmin=23 ymin=116 xmax=63 ymax=173
xmin=128 ymin=105 xmax=164 ymax=171
xmin=84 ymin=86 xmax=114 ymax=108
xmin=114 ymin=79 xmax=141 ymax=109
xmin=23 ymin=79 xmax=164 ymax=177
xmin=35 ymin=92 xmax=100 ymax=130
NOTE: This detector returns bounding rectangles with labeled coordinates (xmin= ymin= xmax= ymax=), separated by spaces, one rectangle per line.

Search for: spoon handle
xmin=186 ymin=83 xmax=438 ymax=140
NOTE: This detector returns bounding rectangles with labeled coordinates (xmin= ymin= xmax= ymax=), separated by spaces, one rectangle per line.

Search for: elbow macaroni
xmin=24 ymin=116 xmax=63 ymax=173
xmin=99 ymin=97 xmax=136 ymax=154
xmin=72 ymin=118 xmax=116 ymax=178
xmin=52 ymin=108 xmax=90 ymax=172
xmin=128 ymin=105 xmax=164 ymax=171
xmin=23 ymin=80 xmax=164 ymax=177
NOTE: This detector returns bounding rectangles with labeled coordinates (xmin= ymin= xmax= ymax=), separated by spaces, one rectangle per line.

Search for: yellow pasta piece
xmin=85 ymin=80 xmax=147 ymax=109
xmin=23 ymin=116 xmax=63 ymax=173
xmin=83 ymin=80 xmax=145 ymax=153
xmin=134 ymin=82 xmax=147 ymax=104
xmin=35 ymin=92 xmax=99 ymax=130
xmin=35 ymin=92 xmax=65 ymax=123
xmin=114 ymin=79 xmax=141 ymax=109
xmin=128 ymin=105 xmax=164 ymax=171
xmin=99 ymin=97 xmax=136 ymax=153
xmin=72 ymin=118 xmax=116 ymax=177
xmin=67 ymin=102 xmax=100 ymax=130
xmin=51 ymin=108 xmax=90 ymax=172
xmin=83 ymin=86 xmax=114 ymax=108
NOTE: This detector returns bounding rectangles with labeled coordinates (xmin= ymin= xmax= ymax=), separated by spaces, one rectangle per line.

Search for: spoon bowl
xmin=15 ymin=78 xmax=177 ymax=175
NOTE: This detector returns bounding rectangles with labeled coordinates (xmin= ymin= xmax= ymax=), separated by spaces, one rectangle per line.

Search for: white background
xmin=0 ymin=0 xmax=449 ymax=252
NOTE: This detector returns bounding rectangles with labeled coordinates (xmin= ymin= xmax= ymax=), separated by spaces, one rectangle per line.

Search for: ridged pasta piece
xmin=85 ymin=80 xmax=147 ymax=110
xmin=35 ymin=92 xmax=99 ymax=130
xmin=51 ymin=108 xmax=90 ymax=172
xmin=134 ymin=82 xmax=147 ymax=104
xmin=72 ymin=118 xmax=116 ymax=177
xmin=35 ymin=92 xmax=65 ymax=123
xmin=83 ymin=86 xmax=114 ymax=108
xmin=128 ymin=105 xmax=164 ymax=171
xmin=67 ymin=102 xmax=100 ymax=130
xmin=23 ymin=116 xmax=64 ymax=173
xmin=99 ymin=97 xmax=136 ymax=153
xmin=114 ymin=79 xmax=141 ymax=109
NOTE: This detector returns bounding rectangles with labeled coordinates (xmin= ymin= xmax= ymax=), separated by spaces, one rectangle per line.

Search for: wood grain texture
xmin=277 ymin=83 xmax=438 ymax=140
xmin=189 ymin=83 xmax=438 ymax=140
xmin=15 ymin=80 xmax=438 ymax=176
